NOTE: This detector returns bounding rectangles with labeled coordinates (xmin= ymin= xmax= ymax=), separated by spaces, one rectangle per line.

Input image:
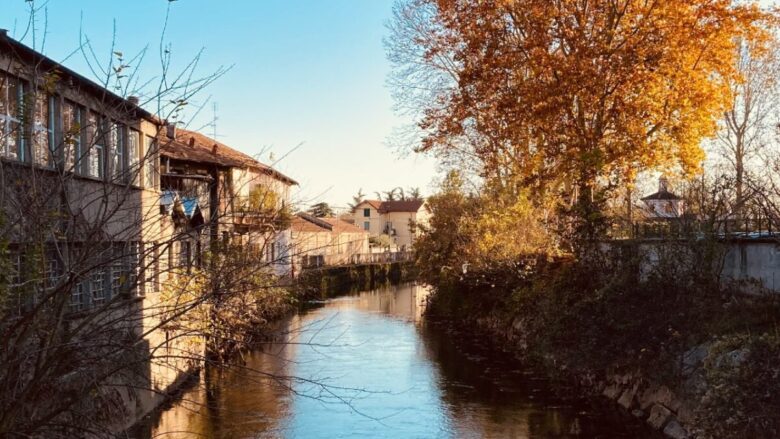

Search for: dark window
xmin=363 ymin=208 xmax=370 ymax=217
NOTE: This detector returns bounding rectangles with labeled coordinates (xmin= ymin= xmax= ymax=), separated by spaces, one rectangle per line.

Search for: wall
xmin=618 ymin=238 xmax=780 ymax=295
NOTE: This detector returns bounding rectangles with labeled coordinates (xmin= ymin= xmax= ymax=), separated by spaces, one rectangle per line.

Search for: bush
xmin=697 ymin=333 xmax=780 ymax=439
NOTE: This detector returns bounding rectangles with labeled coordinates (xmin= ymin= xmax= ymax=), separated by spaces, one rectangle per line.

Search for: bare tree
xmin=715 ymin=37 xmax=780 ymax=215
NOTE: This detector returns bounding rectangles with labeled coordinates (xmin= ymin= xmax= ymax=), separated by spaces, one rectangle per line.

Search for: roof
xmin=355 ymin=199 xmax=424 ymax=213
xmin=322 ymin=217 xmax=366 ymax=234
xmin=292 ymin=213 xmax=367 ymax=234
xmin=641 ymin=190 xmax=682 ymax=201
xmin=291 ymin=216 xmax=329 ymax=233
xmin=159 ymin=128 xmax=298 ymax=185
xmin=0 ymin=30 xmax=155 ymax=122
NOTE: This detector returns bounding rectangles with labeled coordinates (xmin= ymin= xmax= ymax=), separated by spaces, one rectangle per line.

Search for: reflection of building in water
xmin=325 ymin=283 xmax=431 ymax=322
xmin=149 ymin=314 xmax=303 ymax=438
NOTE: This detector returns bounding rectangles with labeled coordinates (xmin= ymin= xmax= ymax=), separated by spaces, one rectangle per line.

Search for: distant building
xmin=290 ymin=213 xmax=369 ymax=271
xmin=641 ymin=176 xmax=684 ymax=219
xmin=351 ymin=199 xmax=428 ymax=250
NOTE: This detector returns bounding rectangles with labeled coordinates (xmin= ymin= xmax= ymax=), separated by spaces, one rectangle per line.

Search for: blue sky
xmin=0 ymin=0 xmax=439 ymax=210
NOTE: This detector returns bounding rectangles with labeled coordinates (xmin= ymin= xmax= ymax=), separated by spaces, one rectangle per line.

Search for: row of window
xmin=0 ymin=72 xmax=159 ymax=188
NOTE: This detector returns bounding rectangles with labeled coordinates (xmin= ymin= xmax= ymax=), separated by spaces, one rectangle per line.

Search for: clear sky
xmin=0 ymin=0 xmax=439 ymax=211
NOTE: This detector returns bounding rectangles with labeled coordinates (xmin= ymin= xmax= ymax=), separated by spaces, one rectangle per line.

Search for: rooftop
xmin=357 ymin=199 xmax=424 ymax=213
xmin=160 ymin=128 xmax=298 ymax=185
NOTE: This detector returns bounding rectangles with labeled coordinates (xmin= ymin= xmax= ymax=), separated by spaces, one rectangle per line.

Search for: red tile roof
xmin=159 ymin=128 xmax=298 ymax=185
xmin=292 ymin=213 xmax=367 ymax=234
xmin=356 ymin=199 xmax=424 ymax=213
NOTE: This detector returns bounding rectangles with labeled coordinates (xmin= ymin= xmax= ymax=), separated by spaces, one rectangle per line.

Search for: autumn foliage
xmin=391 ymin=0 xmax=774 ymax=243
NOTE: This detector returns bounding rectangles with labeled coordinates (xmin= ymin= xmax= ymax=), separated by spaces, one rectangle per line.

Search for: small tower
xmin=641 ymin=176 xmax=684 ymax=218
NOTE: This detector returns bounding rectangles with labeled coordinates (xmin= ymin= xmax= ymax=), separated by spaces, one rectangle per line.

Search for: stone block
xmin=603 ymin=383 xmax=622 ymax=400
xmin=639 ymin=384 xmax=673 ymax=411
xmin=663 ymin=419 xmax=689 ymax=439
xmin=647 ymin=404 xmax=672 ymax=430
xmin=617 ymin=383 xmax=639 ymax=410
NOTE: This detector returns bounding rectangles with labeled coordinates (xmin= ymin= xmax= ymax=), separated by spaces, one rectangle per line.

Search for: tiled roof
xmin=355 ymin=199 xmax=424 ymax=213
xmin=322 ymin=218 xmax=366 ymax=234
xmin=159 ymin=128 xmax=298 ymax=185
xmin=641 ymin=190 xmax=682 ymax=201
xmin=291 ymin=216 xmax=329 ymax=233
xmin=293 ymin=214 xmax=368 ymax=234
xmin=379 ymin=199 xmax=424 ymax=213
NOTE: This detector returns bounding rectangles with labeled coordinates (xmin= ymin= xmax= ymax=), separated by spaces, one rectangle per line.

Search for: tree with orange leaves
xmin=389 ymin=0 xmax=775 ymax=244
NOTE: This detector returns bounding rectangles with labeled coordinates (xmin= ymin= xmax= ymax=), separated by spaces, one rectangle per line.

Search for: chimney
xmin=212 ymin=143 xmax=219 ymax=155
xmin=127 ymin=95 xmax=140 ymax=106
xmin=0 ymin=29 xmax=8 ymax=39
xmin=659 ymin=176 xmax=669 ymax=193
xmin=188 ymin=137 xmax=196 ymax=147
xmin=166 ymin=124 xmax=176 ymax=140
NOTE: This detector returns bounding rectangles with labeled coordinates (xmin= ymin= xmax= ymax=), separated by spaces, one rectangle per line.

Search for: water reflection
xmin=143 ymin=283 xmax=651 ymax=438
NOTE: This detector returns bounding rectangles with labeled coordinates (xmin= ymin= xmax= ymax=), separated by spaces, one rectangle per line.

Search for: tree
xmin=715 ymin=36 xmax=780 ymax=215
xmin=0 ymin=4 xmax=347 ymax=437
xmin=408 ymin=187 xmax=422 ymax=200
xmin=307 ymin=202 xmax=334 ymax=218
xmin=389 ymin=0 xmax=773 ymax=245
xmin=348 ymin=188 xmax=366 ymax=211
xmin=384 ymin=188 xmax=399 ymax=201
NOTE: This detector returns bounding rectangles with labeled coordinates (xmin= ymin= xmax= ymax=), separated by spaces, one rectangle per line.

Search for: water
xmin=142 ymin=283 xmax=653 ymax=438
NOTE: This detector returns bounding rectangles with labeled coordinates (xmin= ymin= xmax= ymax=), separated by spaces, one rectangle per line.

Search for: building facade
xmin=351 ymin=199 xmax=428 ymax=250
xmin=0 ymin=30 xmax=298 ymax=435
xmin=290 ymin=213 xmax=370 ymax=271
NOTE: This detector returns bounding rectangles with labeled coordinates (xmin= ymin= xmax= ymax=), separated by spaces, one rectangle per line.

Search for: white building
xmin=351 ymin=199 xmax=428 ymax=250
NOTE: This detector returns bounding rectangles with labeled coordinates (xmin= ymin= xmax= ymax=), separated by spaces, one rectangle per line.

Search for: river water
xmin=142 ymin=283 xmax=653 ymax=438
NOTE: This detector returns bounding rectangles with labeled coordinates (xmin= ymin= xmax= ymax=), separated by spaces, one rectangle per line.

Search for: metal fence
xmin=300 ymin=251 xmax=413 ymax=269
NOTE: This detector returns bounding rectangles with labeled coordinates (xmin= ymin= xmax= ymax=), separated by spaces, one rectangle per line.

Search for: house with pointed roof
xmin=641 ymin=176 xmax=685 ymax=219
xmin=290 ymin=212 xmax=369 ymax=271
xmin=158 ymin=126 xmax=298 ymax=277
xmin=351 ymin=199 xmax=428 ymax=250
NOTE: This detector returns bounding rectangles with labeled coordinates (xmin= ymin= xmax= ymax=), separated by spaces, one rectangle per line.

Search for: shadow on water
xmin=136 ymin=282 xmax=656 ymax=438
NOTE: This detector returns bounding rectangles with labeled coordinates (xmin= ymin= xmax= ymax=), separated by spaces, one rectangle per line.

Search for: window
xmin=127 ymin=129 xmax=140 ymax=185
xmin=0 ymin=74 xmax=23 ymax=161
xmin=143 ymin=136 xmax=158 ymax=189
xmin=70 ymin=281 xmax=86 ymax=312
xmin=363 ymin=208 xmax=370 ymax=217
xmin=179 ymin=240 xmax=191 ymax=272
xmin=110 ymin=122 xmax=125 ymax=180
xmin=110 ymin=260 xmax=125 ymax=298
xmin=62 ymin=100 xmax=82 ymax=172
xmin=90 ymin=270 xmax=106 ymax=305
xmin=87 ymin=112 xmax=104 ymax=178
xmin=153 ymin=244 xmax=160 ymax=292
xmin=32 ymin=93 xmax=55 ymax=167
xmin=363 ymin=221 xmax=370 ymax=231
xmin=44 ymin=254 xmax=61 ymax=289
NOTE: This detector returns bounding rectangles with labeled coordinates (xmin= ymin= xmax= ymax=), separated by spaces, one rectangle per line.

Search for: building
xmin=159 ymin=127 xmax=298 ymax=277
xmin=641 ymin=176 xmax=685 ymax=219
xmin=0 ymin=29 xmax=298 ymax=435
xmin=290 ymin=212 xmax=369 ymax=270
xmin=351 ymin=199 xmax=428 ymax=250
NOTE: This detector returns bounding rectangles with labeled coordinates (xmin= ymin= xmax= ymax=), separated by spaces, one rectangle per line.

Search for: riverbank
xmin=136 ymin=282 xmax=658 ymax=438
xmin=294 ymin=260 xmax=417 ymax=300
xmin=424 ymin=254 xmax=780 ymax=439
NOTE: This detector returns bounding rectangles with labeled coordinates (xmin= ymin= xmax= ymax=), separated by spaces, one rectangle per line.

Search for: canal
xmin=142 ymin=282 xmax=653 ymax=438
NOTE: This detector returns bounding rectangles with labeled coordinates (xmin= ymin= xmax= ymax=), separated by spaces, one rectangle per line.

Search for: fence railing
xmin=609 ymin=216 xmax=780 ymax=241
xmin=300 ymin=251 xmax=413 ymax=269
